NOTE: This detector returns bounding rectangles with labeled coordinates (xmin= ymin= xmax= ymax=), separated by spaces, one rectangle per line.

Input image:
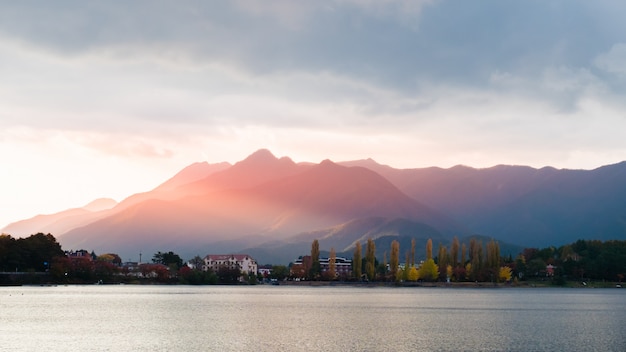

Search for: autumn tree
xmin=426 ymin=238 xmax=433 ymax=260
xmin=408 ymin=266 xmax=419 ymax=281
xmin=486 ymin=239 xmax=501 ymax=282
xmin=486 ymin=239 xmax=501 ymax=269
xmin=390 ymin=240 xmax=400 ymax=282
xmin=450 ymin=236 xmax=460 ymax=267
xmin=419 ymin=258 xmax=439 ymax=281
xmin=353 ymin=242 xmax=362 ymax=280
xmin=468 ymin=239 xmax=483 ymax=281
xmin=309 ymin=239 xmax=321 ymax=280
xmin=437 ymin=243 xmax=448 ymax=280
xmin=461 ymin=243 xmax=467 ymax=266
xmin=410 ymin=238 xmax=416 ymax=267
xmin=499 ymin=266 xmax=513 ymax=282
xmin=403 ymin=251 xmax=410 ymax=281
xmin=328 ymin=247 xmax=337 ymax=280
xmin=365 ymin=238 xmax=376 ymax=281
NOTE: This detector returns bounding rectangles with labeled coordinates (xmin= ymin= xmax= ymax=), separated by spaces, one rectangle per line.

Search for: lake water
xmin=1 ymin=285 xmax=624 ymax=351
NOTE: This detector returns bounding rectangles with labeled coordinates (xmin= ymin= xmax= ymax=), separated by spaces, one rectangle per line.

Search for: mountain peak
xmin=243 ymin=149 xmax=278 ymax=163
xmin=235 ymin=149 xmax=296 ymax=170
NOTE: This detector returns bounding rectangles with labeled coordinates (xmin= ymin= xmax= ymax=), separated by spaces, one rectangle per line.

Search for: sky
xmin=2 ymin=0 xmax=626 ymax=229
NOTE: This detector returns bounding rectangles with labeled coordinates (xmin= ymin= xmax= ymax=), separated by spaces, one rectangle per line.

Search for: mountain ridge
xmin=4 ymin=149 xmax=626 ymax=263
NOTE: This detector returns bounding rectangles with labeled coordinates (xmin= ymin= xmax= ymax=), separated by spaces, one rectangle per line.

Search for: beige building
xmin=202 ymin=254 xmax=258 ymax=275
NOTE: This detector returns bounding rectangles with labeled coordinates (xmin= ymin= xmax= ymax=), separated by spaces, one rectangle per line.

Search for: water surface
xmin=1 ymin=285 xmax=624 ymax=351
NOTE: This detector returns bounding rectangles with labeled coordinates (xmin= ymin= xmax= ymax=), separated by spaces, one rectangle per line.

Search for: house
xmin=202 ymin=254 xmax=258 ymax=275
xmin=65 ymin=250 xmax=94 ymax=261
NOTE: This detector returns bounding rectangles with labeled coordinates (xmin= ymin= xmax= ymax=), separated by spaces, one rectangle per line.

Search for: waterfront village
xmin=2 ymin=233 xmax=624 ymax=287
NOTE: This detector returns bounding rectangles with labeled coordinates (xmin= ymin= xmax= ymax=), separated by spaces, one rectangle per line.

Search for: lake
xmin=1 ymin=285 xmax=624 ymax=351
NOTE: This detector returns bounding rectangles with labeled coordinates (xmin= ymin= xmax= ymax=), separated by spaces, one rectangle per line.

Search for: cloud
xmin=595 ymin=43 xmax=626 ymax=75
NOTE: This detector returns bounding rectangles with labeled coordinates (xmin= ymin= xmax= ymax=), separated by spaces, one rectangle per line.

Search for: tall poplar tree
xmin=410 ymin=238 xmax=416 ymax=267
xmin=365 ymin=238 xmax=376 ymax=281
xmin=310 ymin=239 xmax=321 ymax=280
xmin=403 ymin=251 xmax=410 ymax=281
xmin=461 ymin=243 xmax=467 ymax=266
xmin=437 ymin=244 xmax=448 ymax=280
xmin=353 ymin=242 xmax=362 ymax=280
xmin=328 ymin=247 xmax=336 ymax=279
xmin=390 ymin=240 xmax=400 ymax=282
xmin=426 ymin=238 xmax=433 ymax=260
xmin=451 ymin=236 xmax=460 ymax=267
xmin=420 ymin=238 xmax=438 ymax=281
xmin=486 ymin=239 xmax=500 ymax=269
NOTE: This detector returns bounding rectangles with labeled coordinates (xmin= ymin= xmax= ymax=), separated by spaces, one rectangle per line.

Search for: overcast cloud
xmin=2 ymin=1 xmax=626 ymax=227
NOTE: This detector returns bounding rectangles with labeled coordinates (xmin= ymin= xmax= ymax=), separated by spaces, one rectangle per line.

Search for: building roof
xmin=205 ymin=254 xmax=255 ymax=261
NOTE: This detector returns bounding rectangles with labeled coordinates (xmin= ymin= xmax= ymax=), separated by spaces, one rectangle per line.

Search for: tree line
xmin=305 ymin=237 xmax=626 ymax=284
xmin=0 ymin=233 xmax=259 ymax=285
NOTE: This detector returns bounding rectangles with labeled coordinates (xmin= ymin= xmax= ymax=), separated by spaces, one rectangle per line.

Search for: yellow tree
xmin=390 ymin=240 xmax=400 ymax=282
xmin=499 ymin=266 xmax=512 ymax=282
xmin=446 ymin=264 xmax=453 ymax=280
xmin=408 ymin=266 xmax=419 ymax=281
xmin=419 ymin=258 xmax=439 ymax=281
xmin=465 ymin=263 xmax=472 ymax=281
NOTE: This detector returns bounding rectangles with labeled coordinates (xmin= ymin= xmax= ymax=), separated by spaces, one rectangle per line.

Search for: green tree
xmin=353 ymin=242 xmax=362 ymax=280
xmin=390 ymin=240 xmax=400 ymax=282
xmin=0 ymin=234 xmax=19 ymax=272
xmin=16 ymin=233 xmax=64 ymax=271
xmin=187 ymin=255 xmax=204 ymax=270
xmin=365 ymin=238 xmax=376 ymax=281
xmin=216 ymin=265 xmax=241 ymax=284
xmin=152 ymin=251 xmax=183 ymax=270
xmin=270 ymin=265 xmax=290 ymax=281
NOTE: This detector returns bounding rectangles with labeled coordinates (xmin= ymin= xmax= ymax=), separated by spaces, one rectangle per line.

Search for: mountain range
xmin=3 ymin=149 xmax=625 ymax=264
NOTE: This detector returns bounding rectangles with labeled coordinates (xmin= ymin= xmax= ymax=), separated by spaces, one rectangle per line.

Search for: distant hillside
xmin=1 ymin=198 xmax=118 ymax=237
xmin=342 ymin=159 xmax=626 ymax=247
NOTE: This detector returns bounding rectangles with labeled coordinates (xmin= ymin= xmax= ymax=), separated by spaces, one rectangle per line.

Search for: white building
xmin=202 ymin=254 xmax=258 ymax=275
